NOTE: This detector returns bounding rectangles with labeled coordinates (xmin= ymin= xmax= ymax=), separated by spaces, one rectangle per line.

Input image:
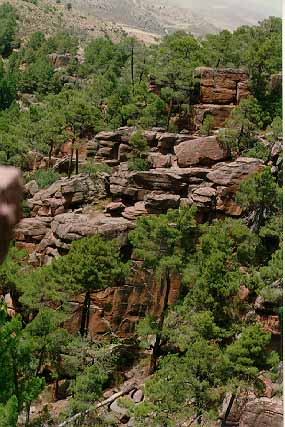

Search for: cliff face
xmin=64 ymin=267 xmax=181 ymax=339
xmin=149 ymin=67 xmax=250 ymax=131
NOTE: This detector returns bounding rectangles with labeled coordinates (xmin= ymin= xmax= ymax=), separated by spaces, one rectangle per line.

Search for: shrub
xmin=79 ymin=162 xmax=112 ymax=175
xmin=200 ymin=114 xmax=214 ymax=136
xmin=25 ymin=169 xmax=60 ymax=189
xmin=128 ymin=130 xmax=150 ymax=171
xmin=128 ymin=158 xmax=150 ymax=171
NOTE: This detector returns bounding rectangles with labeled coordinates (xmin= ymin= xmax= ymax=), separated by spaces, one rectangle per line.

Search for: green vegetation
xmin=0 ymin=3 xmax=18 ymax=57
xmin=0 ymin=8 xmax=282 ymax=426
xmin=25 ymin=169 xmax=60 ymax=189
xmin=128 ymin=130 xmax=150 ymax=171
xmin=0 ymin=13 xmax=280 ymax=168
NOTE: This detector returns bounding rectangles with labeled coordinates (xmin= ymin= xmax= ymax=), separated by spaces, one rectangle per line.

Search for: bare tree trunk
xmin=48 ymin=142 xmax=53 ymax=169
xmin=149 ymin=269 xmax=171 ymax=374
xmin=80 ymin=290 xmax=91 ymax=337
xmin=75 ymin=148 xmax=79 ymax=175
xmin=221 ymin=393 xmax=236 ymax=427
xmin=58 ymin=384 xmax=137 ymax=427
xmin=68 ymin=139 xmax=74 ymax=179
xmin=167 ymin=98 xmax=173 ymax=132
xmin=131 ymin=45 xmax=135 ymax=96
xmin=25 ymin=403 xmax=30 ymax=427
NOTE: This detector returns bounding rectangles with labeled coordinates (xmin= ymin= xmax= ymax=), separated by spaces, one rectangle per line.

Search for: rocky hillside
xmin=12 ymin=69 xmax=282 ymax=425
xmin=56 ymin=0 xmax=219 ymax=37
xmin=0 ymin=0 xmax=124 ymax=42
xmin=0 ymin=10 xmax=282 ymax=425
xmin=15 ymin=69 xmax=282 ymax=338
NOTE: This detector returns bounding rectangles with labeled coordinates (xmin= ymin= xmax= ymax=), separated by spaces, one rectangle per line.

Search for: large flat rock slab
xmin=51 ymin=212 xmax=133 ymax=244
xmin=207 ymin=157 xmax=264 ymax=188
xmin=174 ymin=136 xmax=229 ymax=167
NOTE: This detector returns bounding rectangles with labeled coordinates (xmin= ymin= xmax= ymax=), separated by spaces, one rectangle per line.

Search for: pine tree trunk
xmin=48 ymin=142 xmax=53 ymax=169
xmin=25 ymin=403 xmax=30 ymax=427
xmin=167 ymin=99 xmax=173 ymax=131
xmin=149 ymin=270 xmax=171 ymax=374
xmin=221 ymin=393 xmax=236 ymax=427
xmin=80 ymin=290 xmax=91 ymax=337
xmin=68 ymin=139 xmax=74 ymax=179
xmin=75 ymin=148 xmax=79 ymax=175
xmin=131 ymin=46 xmax=135 ymax=96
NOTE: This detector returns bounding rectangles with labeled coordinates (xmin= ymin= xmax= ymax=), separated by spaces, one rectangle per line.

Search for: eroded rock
xmin=28 ymin=174 xmax=109 ymax=217
xmin=207 ymin=157 xmax=264 ymax=188
xmin=144 ymin=191 xmax=180 ymax=213
xmin=175 ymin=136 xmax=229 ymax=167
xmin=239 ymin=398 xmax=283 ymax=427
xmin=51 ymin=212 xmax=133 ymax=244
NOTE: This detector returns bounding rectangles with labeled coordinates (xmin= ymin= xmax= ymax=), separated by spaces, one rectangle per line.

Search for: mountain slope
xmin=0 ymin=0 xmax=124 ymax=42
xmin=57 ymin=0 xmax=219 ymax=37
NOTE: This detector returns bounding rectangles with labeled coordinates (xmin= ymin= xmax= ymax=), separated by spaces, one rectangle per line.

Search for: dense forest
xmin=0 ymin=1 xmax=282 ymax=426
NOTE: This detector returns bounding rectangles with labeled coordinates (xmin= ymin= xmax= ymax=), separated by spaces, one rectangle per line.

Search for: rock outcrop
xmin=16 ymin=152 xmax=264 ymax=265
xmin=110 ymin=158 xmax=263 ymax=215
xmin=239 ymin=398 xmax=283 ymax=427
xmin=207 ymin=157 xmax=264 ymax=188
xmin=48 ymin=53 xmax=73 ymax=68
xmin=64 ymin=266 xmax=181 ymax=338
xmin=27 ymin=173 xmax=109 ymax=217
xmin=174 ymin=136 xmax=229 ymax=167
xmin=195 ymin=67 xmax=250 ymax=105
xmin=149 ymin=67 xmax=250 ymax=132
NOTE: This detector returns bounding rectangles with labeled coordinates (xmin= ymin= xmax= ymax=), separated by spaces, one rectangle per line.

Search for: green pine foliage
xmin=0 ymin=12 xmax=282 ymax=426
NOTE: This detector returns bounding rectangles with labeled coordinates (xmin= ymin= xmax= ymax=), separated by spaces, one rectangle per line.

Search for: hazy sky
xmin=169 ymin=0 xmax=282 ymax=15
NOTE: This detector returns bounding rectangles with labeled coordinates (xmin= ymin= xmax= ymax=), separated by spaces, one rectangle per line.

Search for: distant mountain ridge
xmin=166 ymin=0 xmax=282 ymax=30
xmin=58 ymin=0 xmax=219 ymax=37
xmin=58 ymin=0 xmax=282 ymax=39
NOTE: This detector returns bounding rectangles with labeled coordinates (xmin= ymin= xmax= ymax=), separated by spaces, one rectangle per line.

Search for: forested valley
xmin=0 ymin=2 xmax=282 ymax=426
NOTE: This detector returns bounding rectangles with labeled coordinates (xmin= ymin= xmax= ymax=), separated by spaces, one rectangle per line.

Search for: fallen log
xmin=58 ymin=383 xmax=137 ymax=427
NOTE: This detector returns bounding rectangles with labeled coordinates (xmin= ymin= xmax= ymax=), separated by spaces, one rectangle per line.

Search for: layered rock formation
xmin=195 ymin=67 xmax=249 ymax=105
xmin=193 ymin=67 xmax=250 ymax=130
xmin=14 ymin=133 xmax=265 ymax=335
xmin=149 ymin=67 xmax=251 ymax=131
xmin=65 ymin=267 xmax=181 ymax=338
xmin=239 ymin=398 xmax=283 ymax=427
xmin=26 ymin=173 xmax=109 ymax=217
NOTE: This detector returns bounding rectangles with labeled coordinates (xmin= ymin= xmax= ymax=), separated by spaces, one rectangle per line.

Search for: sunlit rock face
xmin=0 ymin=167 xmax=23 ymax=264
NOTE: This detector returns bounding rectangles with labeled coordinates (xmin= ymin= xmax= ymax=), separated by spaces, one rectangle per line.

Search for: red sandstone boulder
xmin=174 ymin=136 xmax=229 ymax=167
xmin=15 ymin=217 xmax=50 ymax=242
xmin=51 ymin=212 xmax=133 ymax=244
xmin=207 ymin=157 xmax=264 ymax=188
xmin=144 ymin=191 xmax=180 ymax=213
xmin=148 ymin=153 xmax=174 ymax=169
xmin=28 ymin=174 xmax=108 ymax=217
xmin=196 ymin=67 xmax=249 ymax=105
xmin=122 ymin=202 xmax=148 ymax=220
xmin=48 ymin=53 xmax=72 ymax=68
